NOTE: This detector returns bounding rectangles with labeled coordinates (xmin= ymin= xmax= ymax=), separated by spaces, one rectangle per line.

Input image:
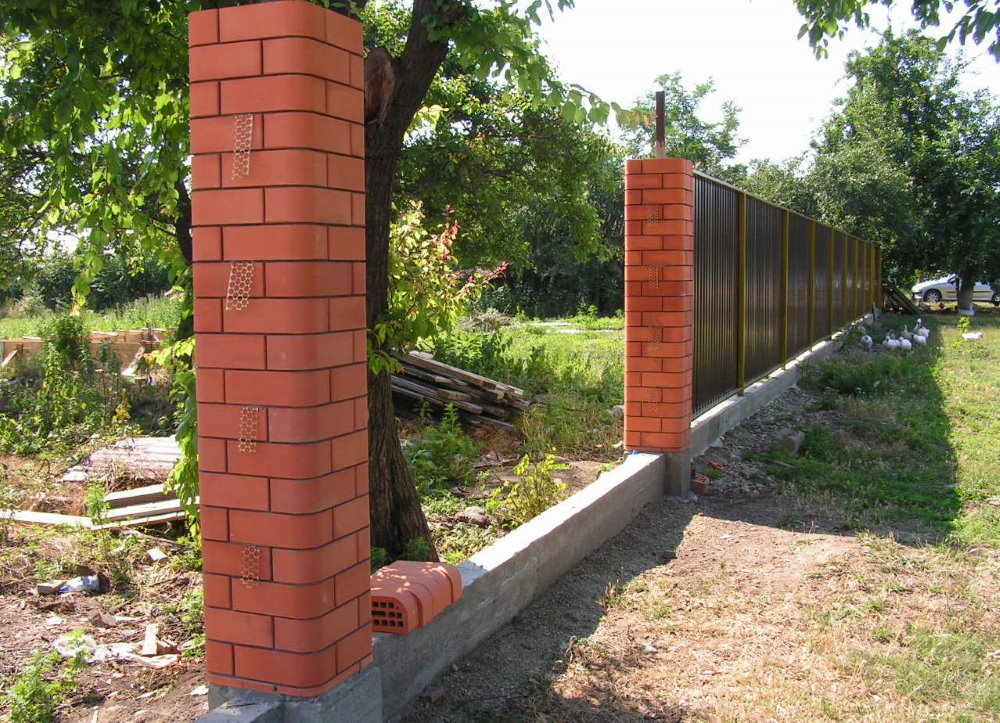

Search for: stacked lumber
xmin=60 ymin=437 xmax=181 ymax=484
xmin=0 ymin=327 xmax=167 ymax=373
xmin=391 ymin=351 xmax=529 ymax=432
xmin=6 ymin=483 xmax=189 ymax=529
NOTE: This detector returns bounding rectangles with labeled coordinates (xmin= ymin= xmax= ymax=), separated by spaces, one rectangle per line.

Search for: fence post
xmin=623 ymin=157 xmax=694 ymax=496
xmin=827 ymin=231 xmax=834 ymax=336
xmin=808 ymin=221 xmax=816 ymax=344
xmin=189 ymin=3 xmax=380 ymax=718
xmin=781 ymin=210 xmax=790 ymax=367
xmin=737 ymin=192 xmax=747 ymax=394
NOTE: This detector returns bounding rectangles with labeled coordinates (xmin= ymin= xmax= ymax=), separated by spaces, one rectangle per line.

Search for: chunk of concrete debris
xmin=89 ymin=611 xmax=118 ymax=628
xmin=774 ymin=427 xmax=806 ymax=456
xmin=609 ymin=404 xmax=624 ymax=418
xmin=146 ymin=548 xmax=167 ymax=563
xmin=38 ymin=580 xmax=65 ymax=596
xmin=421 ymin=687 xmax=446 ymax=704
xmin=455 ymin=506 xmax=488 ymax=527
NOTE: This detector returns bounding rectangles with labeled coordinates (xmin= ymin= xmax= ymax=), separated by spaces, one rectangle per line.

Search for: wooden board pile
xmin=391 ymin=351 xmax=529 ymax=432
xmin=0 ymin=327 xmax=167 ymax=374
xmin=6 ymin=484 xmax=188 ymax=529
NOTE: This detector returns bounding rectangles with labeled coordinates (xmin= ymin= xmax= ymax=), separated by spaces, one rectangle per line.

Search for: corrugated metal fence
xmin=693 ymin=173 xmax=882 ymax=417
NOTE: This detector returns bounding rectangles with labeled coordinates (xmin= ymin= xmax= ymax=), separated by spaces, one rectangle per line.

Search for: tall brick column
xmin=189 ymin=1 xmax=373 ymax=702
xmin=623 ymin=158 xmax=694 ymax=495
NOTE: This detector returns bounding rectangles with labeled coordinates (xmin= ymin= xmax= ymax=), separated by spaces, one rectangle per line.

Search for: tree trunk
xmin=362 ymin=0 xmax=466 ymax=560
xmin=957 ymin=275 xmax=976 ymax=314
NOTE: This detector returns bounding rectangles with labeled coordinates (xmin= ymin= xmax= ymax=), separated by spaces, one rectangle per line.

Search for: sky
xmin=534 ymin=0 xmax=1000 ymax=165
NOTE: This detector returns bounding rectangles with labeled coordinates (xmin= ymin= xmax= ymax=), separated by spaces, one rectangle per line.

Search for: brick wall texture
xmin=189 ymin=0 xmax=371 ymax=698
xmin=623 ymin=158 xmax=694 ymax=454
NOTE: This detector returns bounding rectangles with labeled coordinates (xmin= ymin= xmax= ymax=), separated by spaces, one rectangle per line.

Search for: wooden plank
xmin=1 ymin=348 xmax=19 ymax=371
xmin=105 ymin=498 xmax=185 ymax=522
xmin=395 ymin=352 xmax=524 ymax=397
xmin=105 ymin=484 xmax=169 ymax=508
xmin=3 ymin=510 xmax=93 ymax=528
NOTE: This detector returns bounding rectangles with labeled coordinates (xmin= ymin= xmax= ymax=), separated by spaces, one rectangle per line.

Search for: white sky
xmin=534 ymin=0 xmax=1000 ymax=164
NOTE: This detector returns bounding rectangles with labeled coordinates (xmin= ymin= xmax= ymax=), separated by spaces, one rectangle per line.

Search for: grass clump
xmin=486 ymin=454 xmax=568 ymax=529
xmin=2 ymin=650 xmax=86 ymax=723
xmin=404 ymin=404 xmax=480 ymax=494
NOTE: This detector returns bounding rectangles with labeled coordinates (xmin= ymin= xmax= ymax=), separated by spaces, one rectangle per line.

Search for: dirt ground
xmin=404 ymin=384 xmax=999 ymax=722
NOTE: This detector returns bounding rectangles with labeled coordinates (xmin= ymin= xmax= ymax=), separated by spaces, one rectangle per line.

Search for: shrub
xmin=404 ymin=404 xmax=479 ymax=493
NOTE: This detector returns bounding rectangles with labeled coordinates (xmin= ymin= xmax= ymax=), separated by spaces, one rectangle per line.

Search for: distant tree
xmin=794 ymin=0 xmax=1000 ymax=60
xmin=742 ymin=157 xmax=820 ymax=217
xmin=812 ymin=31 xmax=1000 ymax=305
xmin=622 ymin=73 xmax=746 ymax=182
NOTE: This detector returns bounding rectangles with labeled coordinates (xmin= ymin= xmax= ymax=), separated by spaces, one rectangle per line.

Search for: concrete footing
xmin=202 ymin=667 xmax=382 ymax=723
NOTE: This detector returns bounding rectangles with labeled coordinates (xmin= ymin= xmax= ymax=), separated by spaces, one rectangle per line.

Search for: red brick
xmin=326 ymin=10 xmax=364 ymax=55
xmin=189 ymin=9 xmax=219 ymax=47
xmin=230 ymin=508 xmax=332 ymax=549
xmin=219 ymin=1 xmax=327 ymax=43
xmin=329 ymin=297 xmax=366 ymax=332
xmin=271 ymin=535 xmax=357 ymax=584
xmin=642 ymin=400 xmax=691 ymax=418
xmin=335 ymin=561 xmax=371 ymax=606
xmin=274 ymin=599 xmax=358 ymax=653
xmin=265 ymin=186 xmax=352 ymax=225
xmin=190 ymin=41 xmax=262 ymax=82
xmin=222 ymin=149 xmax=327 ymax=189
xmin=326 ymin=82 xmax=365 ymax=123
xmin=624 ymin=173 xmax=662 ymax=190
xmin=642 ymin=158 xmax=692 ymax=175
xmin=639 ymin=430 xmax=690 ymax=451
xmin=349 ymin=54 xmax=363 ymax=88
xmin=350 ymin=122 xmax=364 ymax=157
xmin=263 ymin=112 xmax=351 ymax=154
xmin=221 ymin=75 xmax=326 ymax=115
xmin=640 ymin=311 xmax=692 ymax=328
xmin=265 ymin=262 xmax=353 ymax=297
xmin=661 ymin=173 xmax=695 ymax=191
xmin=192 ymin=226 xmax=223 ymax=262
xmin=382 ymin=561 xmax=463 ymax=603
xmin=200 ymin=472 xmax=270 ymax=511
xmin=203 ymin=540 xmax=273 ymax=579
xmin=194 ymin=261 xmax=265 ymax=299
xmin=351 ymin=193 xmax=365 ymax=225
xmin=328 ymin=227 xmax=365 ymax=260
xmin=224 ymin=369 xmax=330 ymax=406
xmin=268 ymin=401 xmax=354 ymax=443
xmin=336 ymin=624 xmax=371 ymax=672
xmin=203 ymin=573 xmax=232 ymax=608
xmin=626 ymin=235 xmax=664 ymax=251
xmin=224 ymin=224 xmax=328 ymax=261
xmin=234 ymin=646 xmax=337 ymax=689
xmin=269 ymin=468 xmax=356 ymax=514
xmin=192 ymin=189 xmax=264 ymax=226
xmin=191 ymin=115 xmax=264 ymax=155
xmin=232 ymin=577 xmax=336 ymax=618
xmin=190 ymin=81 xmax=219 ymax=118
xmin=205 ymin=673 xmax=275 ymax=695
xmin=197 ymin=334 xmax=266 ymax=370
xmin=227 ymin=439 xmax=333 ymax=480
xmin=624 ymin=189 xmax=643 ymax=206
xmin=223 ymin=298 xmax=329 ymax=334
xmin=331 ymin=430 xmax=367 ymax=471
xmin=192 ymin=154 xmax=221 ymax=190
xmin=205 ymin=607 xmax=274 ymax=648
xmin=263 ymin=37 xmax=350 ymax=83
xmin=626 ymin=416 xmax=661 ymax=433
xmin=266 ymin=332 xmax=354 ymax=370
xmin=642 ymin=188 xmax=691 ymax=205
xmin=332 ymin=495 xmax=368 ymax=539
xmin=195 ymin=298 xmax=222 ymax=333
xmin=352 ymin=263 xmax=366 ymax=295
xmin=329 ymin=363 xmax=366 ymax=401
xmin=201 ymin=505 xmax=230 ymax=541
xmin=642 ymin=249 xmax=692 ymax=266
xmin=664 ymin=204 xmax=694 ymax=221
xmin=353 ymin=398 xmax=368 ymax=431
xmin=641 ymin=370 xmax=692 ymax=388
xmin=196 ymin=367 xmax=225 ymax=403
xmin=624 ymin=296 xmax=662 ymax=313
xmin=327 ymin=154 xmax=365 ymax=192
xmin=352 ymin=330 xmax=367 ymax=364
xmin=627 ymin=357 xmax=661 ymax=373
xmin=206 ymin=640 xmax=234 ymax=676
xmin=355 ymin=528 xmax=371 ymax=562
xmin=355 ymin=462 xmax=369 ymax=495
xmin=199 ymin=437 xmax=227 ymax=473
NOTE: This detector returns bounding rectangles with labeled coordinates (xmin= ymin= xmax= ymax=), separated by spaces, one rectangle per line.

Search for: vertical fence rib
xmin=781 ymin=210 xmax=790 ymax=366
xmin=737 ymin=191 xmax=747 ymax=395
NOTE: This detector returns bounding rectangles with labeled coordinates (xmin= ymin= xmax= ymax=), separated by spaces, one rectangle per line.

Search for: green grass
xmin=0 ymin=294 xmax=182 ymax=339
xmin=773 ymin=313 xmax=999 ymax=545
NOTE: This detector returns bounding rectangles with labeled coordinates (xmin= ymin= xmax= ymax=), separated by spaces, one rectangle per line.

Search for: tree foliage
xmin=794 ymin=0 xmax=1000 ymax=60
xmin=622 ymin=73 xmax=746 ymax=183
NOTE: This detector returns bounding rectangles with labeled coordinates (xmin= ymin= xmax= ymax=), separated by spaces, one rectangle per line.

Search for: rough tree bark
xmin=335 ymin=0 xmax=468 ymax=559
xmin=957 ymin=274 xmax=977 ymax=313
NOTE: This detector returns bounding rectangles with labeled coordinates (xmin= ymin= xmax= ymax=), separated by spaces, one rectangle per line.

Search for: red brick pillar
xmin=623 ymin=158 xmax=694 ymax=494
xmin=189 ymin=1 xmax=371 ymax=699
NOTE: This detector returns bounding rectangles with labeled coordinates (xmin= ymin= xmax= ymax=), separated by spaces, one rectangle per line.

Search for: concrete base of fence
xmin=690 ymin=322 xmax=863 ymax=457
xmin=663 ymin=452 xmax=692 ymax=497
xmin=373 ymin=451 xmax=668 ymax=721
xmin=203 ymin=667 xmax=382 ymax=723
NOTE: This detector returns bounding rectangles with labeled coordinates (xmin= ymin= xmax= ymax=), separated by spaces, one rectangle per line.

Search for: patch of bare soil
xmin=403 ymin=384 xmax=1000 ymax=722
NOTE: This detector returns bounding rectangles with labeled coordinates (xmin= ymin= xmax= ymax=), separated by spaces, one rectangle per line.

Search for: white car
xmin=912 ymin=276 xmax=999 ymax=305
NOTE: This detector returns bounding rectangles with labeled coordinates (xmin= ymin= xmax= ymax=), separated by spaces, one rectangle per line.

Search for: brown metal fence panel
xmin=690 ymin=171 xmax=879 ymax=418
xmin=693 ymin=176 xmax=739 ymax=416
xmin=744 ymin=197 xmax=784 ymax=383
xmin=788 ymin=214 xmax=811 ymax=356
